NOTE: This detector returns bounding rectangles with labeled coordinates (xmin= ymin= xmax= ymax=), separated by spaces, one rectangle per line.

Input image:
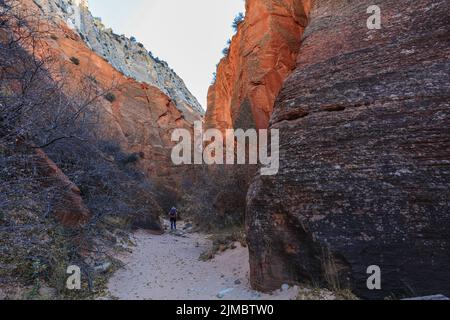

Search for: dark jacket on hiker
xmin=169 ymin=207 xmax=177 ymax=230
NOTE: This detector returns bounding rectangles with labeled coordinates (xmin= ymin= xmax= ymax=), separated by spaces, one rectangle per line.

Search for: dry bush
xmin=199 ymin=226 xmax=247 ymax=261
xmin=0 ymin=0 xmax=162 ymax=298
xmin=180 ymin=163 xmax=255 ymax=231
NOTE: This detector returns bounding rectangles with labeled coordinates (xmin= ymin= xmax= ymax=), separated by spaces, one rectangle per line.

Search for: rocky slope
xmin=246 ymin=0 xmax=450 ymax=299
xmin=12 ymin=0 xmax=204 ymax=229
xmin=51 ymin=24 xmax=195 ymax=203
xmin=2 ymin=0 xmax=205 ymax=297
xmin=32 ymin=0 xmax=204 ymax=121
xmin=206 ymin=0 xmax=311 ymax=131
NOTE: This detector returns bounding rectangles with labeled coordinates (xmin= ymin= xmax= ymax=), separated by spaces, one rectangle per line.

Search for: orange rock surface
xmin=22 ymin=0 xmax=202 ymax=188
xmin=13 ymin=0 xmax=204 ymax=228
xmin=205 ymin=0 xmax=311 ymax=131
xmin=46 ymin=23 xmax=201 ymax=180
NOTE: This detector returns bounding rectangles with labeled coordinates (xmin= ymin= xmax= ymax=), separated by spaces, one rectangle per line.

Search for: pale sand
xmin=107 ymin=222 xmax=299 ymax=300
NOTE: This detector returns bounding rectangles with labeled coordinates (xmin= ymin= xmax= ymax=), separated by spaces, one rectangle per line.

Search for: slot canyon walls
xmin=246 ymin=0 xmax=450 ymax=298
xmin=206 ymin=0 xmax=311 ymax=132
xmin=9 ymin=0 xmax=450 ymax=299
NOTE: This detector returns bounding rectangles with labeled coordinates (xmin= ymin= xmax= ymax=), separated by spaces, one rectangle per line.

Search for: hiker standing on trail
xmin=169 ymin=207 xmax=178 ymax=230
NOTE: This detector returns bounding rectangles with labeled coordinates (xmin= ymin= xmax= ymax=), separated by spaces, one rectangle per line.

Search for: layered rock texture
xmin=206 ymin=0 xmax=311 ymax=131
xmin=33 ymin=0 xmax=204 ymax=121
xmin=200 ymin=0 xmax=312 ymax=227
xmin=13 ymin=0 xmax=204 ymax=231
xmin=247 ymin=0 xmax=450 ymax=298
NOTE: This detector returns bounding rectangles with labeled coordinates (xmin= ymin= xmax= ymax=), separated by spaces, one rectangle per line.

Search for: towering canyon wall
xmin=199 ymin=0 xmax=311 ymax=227
xmin=16 ymin=0 xmax=204 ymax=228
xmin=246 ymin=0 xmax=450 ymax=298
xmin=33 ymin=0 xmax=204 ymax=121
xmin=1 ymin=0 xmax=206 ymax=294
xmin=205 ymin=0 xmax=311 ymax=131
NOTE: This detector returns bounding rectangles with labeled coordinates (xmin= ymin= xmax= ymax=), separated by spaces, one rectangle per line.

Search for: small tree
xmin=104 ymin=92 xmax=116 ymax=103
xmin=232 ymin=12 xmax=245 ymax=32
xmin=70 ymin=56 xmax=80 ymax=65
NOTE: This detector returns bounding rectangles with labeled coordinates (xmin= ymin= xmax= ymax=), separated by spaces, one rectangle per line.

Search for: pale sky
xmin=89 ymin=0 xmax=245 ymax=110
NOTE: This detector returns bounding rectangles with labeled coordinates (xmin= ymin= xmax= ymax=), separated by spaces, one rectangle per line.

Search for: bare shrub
xmin=0 ymin=0 xmax=160 ymax=298
xmin=70 ymin=56 xmax=80 ymax=65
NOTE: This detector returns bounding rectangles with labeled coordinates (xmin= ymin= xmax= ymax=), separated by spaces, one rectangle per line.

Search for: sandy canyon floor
xmin=106 ymin=221 xmax=301 ymax=300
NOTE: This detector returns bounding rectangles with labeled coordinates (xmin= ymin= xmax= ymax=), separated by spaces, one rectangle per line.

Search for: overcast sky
xmin=89 ymin=0 xmax=245 ymax=110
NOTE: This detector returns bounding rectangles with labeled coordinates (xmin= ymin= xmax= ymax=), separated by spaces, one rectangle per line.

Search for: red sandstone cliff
xmin=205 ymin=0 xmax=311 ymax=131
xmin=11 ymin=0 xmax=204 ymax=230
xmin=44 ymin=21 xmax=201 ymax=182
xmin=196 ymin=0 xmax=312 ymax=227
xmin=246 ymin=0 xmax=450 ymax=298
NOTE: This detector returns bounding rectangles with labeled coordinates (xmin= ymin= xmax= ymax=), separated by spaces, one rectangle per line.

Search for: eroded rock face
xmin=247 ymin=0 xmax=450 ymax=298
xmin=200 ymin=0 xmax=311 ymax=226
xmin=33 ymin=0 xmax=204 ymax=119
xmin=43 ymin=21 xmax=198 ymax=189
xmin=205 ymin=0 xmax=311 ymax=131
xmin=14 ymin=0 xmax=204 ymax=230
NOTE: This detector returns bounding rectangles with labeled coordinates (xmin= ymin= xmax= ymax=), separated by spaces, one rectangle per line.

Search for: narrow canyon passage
xmin=106 ymin=221 xmax=300 ymax=300
xmin=2 ymin=0 xmax=448 ymax=301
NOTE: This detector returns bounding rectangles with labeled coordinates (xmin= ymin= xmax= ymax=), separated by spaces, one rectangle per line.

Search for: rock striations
xmin=17 ymin=0 xmax=205 ymax=230
xmin=205 ymin=0 xmax=311 ymax=132
xmin=200 ymin=0 xmax=312 ymax=227
xmin=246 ymin=0 xmax=450 ymax=299
xmin=32 ymin=0 xmax=204 ymax=120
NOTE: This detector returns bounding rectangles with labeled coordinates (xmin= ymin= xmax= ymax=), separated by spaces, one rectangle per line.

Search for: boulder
xmin=201 ymin=0 xmax=312 ymax=226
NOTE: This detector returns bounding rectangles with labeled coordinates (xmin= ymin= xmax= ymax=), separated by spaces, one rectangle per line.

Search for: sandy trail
xmin=107 ymin=221 xmax=298 ymax=300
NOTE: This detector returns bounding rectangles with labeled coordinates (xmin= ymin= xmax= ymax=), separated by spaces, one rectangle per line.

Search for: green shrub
xmin=87 ymin=75 xmax=98 ymax=84
xmin=104 ymin=92 xmax=116 ymax=103
xmin=70 ymin=57 xmax=80 ymax=65
xmin=232 ymin=12 xmax=245 ymax=32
